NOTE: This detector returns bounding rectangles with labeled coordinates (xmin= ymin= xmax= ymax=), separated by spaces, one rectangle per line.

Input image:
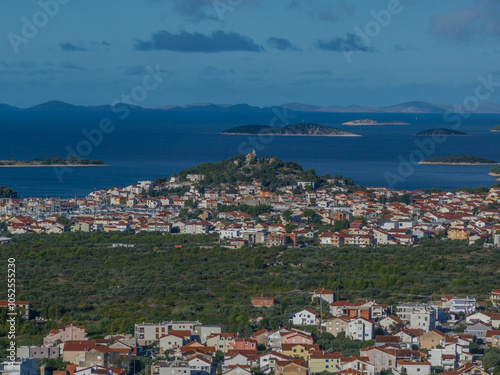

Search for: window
xmin=382 ymin=361 xmax=386 ymax=366
xmin=374 ymin=361 xmax=378 ymax=366
xmin=326 ymin=366 xmax=329 ymax=369
xmin=374 ymin=354 xmax=378 ymax=359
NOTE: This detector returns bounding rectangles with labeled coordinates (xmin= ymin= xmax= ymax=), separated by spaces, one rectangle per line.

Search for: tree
xmin=56 ymin=216 xmax=70 ymax=226
xmin=302 ymin=209 xmax=316 ymax=221
xmin=0 ymin=186 xmax=17 ymax=198
xmin=281 ymin=210 xmax=292 ymax=222
xmin=483 ymin=348 xmax=500 ymax=370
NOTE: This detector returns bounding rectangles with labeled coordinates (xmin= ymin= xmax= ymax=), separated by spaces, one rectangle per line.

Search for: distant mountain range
xmin=3 ymin=100 xmax=500 ymax=113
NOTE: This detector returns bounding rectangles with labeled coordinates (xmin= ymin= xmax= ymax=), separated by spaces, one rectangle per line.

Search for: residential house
xmin=346 ymin=318 xmax=374 ymax=341
xmin=325 ymin=317 xmax=350 ymax=337
xmin=395 ymin=361 xmax=431 ymax=375
xmin=290 ymin=309 xmax=319 ymax=326
xmin=417 ymin=330 xmax=446 ymax=350
xmin=309 ymin=351 xmax=342 ymax=374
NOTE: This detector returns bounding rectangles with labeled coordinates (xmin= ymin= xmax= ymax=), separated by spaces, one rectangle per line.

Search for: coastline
xmin=0 ymin=164 xmax=111 ymax=168
xmin=414 ymin=134 xmax=470 ymax=137
xmin=221 ymin=133 xmax=362 ymax=137
xmin=418 ymin=162 xmax=499 ymax=166
xmin=342 ymin=122 xmax=410 ymax=126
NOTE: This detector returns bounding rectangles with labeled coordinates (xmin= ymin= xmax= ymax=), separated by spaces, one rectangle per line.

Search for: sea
xmin=0 ymin=109 xmax=499 ymax=198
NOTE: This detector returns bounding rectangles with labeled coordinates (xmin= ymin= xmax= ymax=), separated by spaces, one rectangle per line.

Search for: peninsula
xmin=414 ymin=128 xmax=469 ymax=136
xmin=492 ymin=124 xmax=500 ymax=132
xmin=221 ymin=123 xmax=361 ymax=137
xmin=0 ymin=157 xmax=107 ymax=167
xmin=342 ymin=119 xmax=410 ymax=126
xmin=419 ymin=155 xmax=498 ymax=165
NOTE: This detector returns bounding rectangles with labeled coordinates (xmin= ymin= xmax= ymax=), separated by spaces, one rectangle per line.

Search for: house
xmin=396 ymin=303 xmax=436 ymax=333
xmin=44 ymin=325 xmax=88 ymax=345
xmin=223 ymin=365 xmax=252 ymax=375
xmin=159 ymin=330 xmax=191 ymax=353
xmin=275 ymin=359 xmax=308 ymax=375
xmin=360 ymin=347 xmax=398 ymax=374
xmin=311 ymin=289 xmax=334 ymax=304
xmin=464 ymin=322 xmax=491 ymax=342
xmin=231 ymin=338 xmax=258 ymax=352
xmin=251 ymin=297 xmax=275 ymax=307
xmin=465 ymin=311 xmax=492 ymax=324
xmin=252 ymin=329 xmax=270 ymax=346
xmin=379 ymin=315 xmax=403 ymax=333
xmin=281 ymin=332 xmax=314 ymax=346
xmin=281 ymin=343 xmax=319 ymax=361
xmin=340 ymin=356 xmax=375 ymax=375
xmin=346 ymin=318 xmax=374 ymax=341
xmin=395 ymin=361 xmax=431 ymax=375
xmin=325 ymin=317 xmax=350 ymax=337
xmin=206 ymin=333 xmax=238 ymax=353
xmin=290 ymin=309 xmax=319 ymax=326
xmin=417 ymin=330 xmax=446 ymax=350
xmin=309 ymin=351 xmax=342 ymax=374
xmin=490 ymin=288 xmax=500 ymax=307
xmin=491 ymin=313 xmax=500 ymax=329
xmin=186 ymin=355 xmax=213 ymax=375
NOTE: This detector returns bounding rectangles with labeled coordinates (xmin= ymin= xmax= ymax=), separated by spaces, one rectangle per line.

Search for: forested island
xmin=419 ymin=155 xmax=498 ymax=165
xmin=414 ymin=128 xmax=469 ymax=136
xmin=0 ymin=156 xmax=106 ymax=167
xmin=492 ymin=124 xmax=500 ymax=132
xmin=0 ymin=185 xmax=17 ymax=198
xmin=222 ymin=123 xmax=360 ymax=137
xmin=341 ymin=119 xmax=410 ymax=125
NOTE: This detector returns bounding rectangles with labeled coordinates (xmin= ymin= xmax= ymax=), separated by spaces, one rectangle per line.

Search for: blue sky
xmin=1 ymin=0 xmax=500 ymax=107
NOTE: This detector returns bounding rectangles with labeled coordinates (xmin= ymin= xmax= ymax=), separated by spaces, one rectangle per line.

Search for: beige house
xmin=44 ymin=324 xmax=87 ymax=345
xmin=325 ymin=317 xmax=350 ymax=337
xmin=417 ymin=330 xmax=446 ymax=350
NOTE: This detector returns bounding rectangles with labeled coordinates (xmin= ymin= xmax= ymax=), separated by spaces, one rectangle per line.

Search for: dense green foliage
xmin=0 ymin=185 xmax=17 ymax=198
xmin=414 ymin=128 xmax=468 ymax=136
xmin=217 ymin=204 xmax=273 ymax=216
xmin=492 ymin=124 xmax=500 ymax=131
xmin=0 ymin=157 xmax=104 ymax=166
xmin=222 ymin=123 xmax=358 ymax=136
xmin=491 ymin=166 xmax=500 ymax=175
xmin=161 ymin=155 xmax=333 ymax=191
xmin=422 ymin=155 xmax=498 ymax=164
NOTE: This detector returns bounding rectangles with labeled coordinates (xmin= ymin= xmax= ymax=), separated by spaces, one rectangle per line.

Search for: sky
xmin=1 ymin=0 xmax=500 ymax=108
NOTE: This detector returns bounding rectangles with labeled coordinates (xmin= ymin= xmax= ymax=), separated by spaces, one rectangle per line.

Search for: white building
xmin=0 ymin=359 xmax=37 ymax=375
xmin=346 ymin=318 xmax=374 ymax=341
xmin=290 ymin=309 xmax=319 ymax=326
xmin=395 ymin=361 xmax=431 ymax=375
xmin=396 ymin=303 xmax=436 ymax=333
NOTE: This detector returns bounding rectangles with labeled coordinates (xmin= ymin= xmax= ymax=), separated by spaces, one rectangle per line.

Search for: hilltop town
xmin=1 ymin=154 xmax=499 ymax=248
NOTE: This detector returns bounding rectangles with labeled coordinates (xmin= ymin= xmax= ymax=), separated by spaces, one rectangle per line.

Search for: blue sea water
xmin=0 ymin=110 xmax=499 ymax=198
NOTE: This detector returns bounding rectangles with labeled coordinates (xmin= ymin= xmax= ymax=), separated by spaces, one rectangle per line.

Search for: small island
xmin=221 ymin=123 xmax=361 ymax=137
xmin=415 ymin=128 xmax=469 ymax=137
xmin=418 ymin=155 xmax=499 ymax=165
xmin=342 ymin=119 xmax=410 ymax=126
xmin=492 ymin=125 xmax=500 ymax=132
xmin=0 ymin=157 xmax=108 ymax=167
